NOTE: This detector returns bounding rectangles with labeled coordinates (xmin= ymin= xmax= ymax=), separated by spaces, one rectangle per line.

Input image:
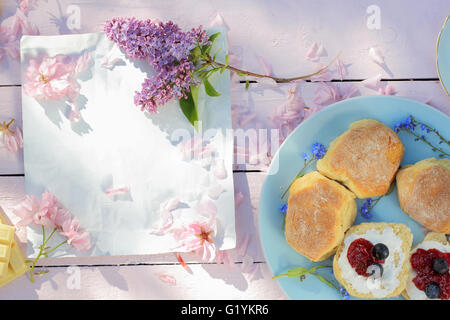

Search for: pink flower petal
xmin=361 ymin=74 xmax=382 ymax=90
xmin=208 ymin=184 xmax=225 ymax=200
xmin=176 ymin=252 xmax=190 ymax=272
xmin=306 ymin=42 xmax=325 ymax=62
xmin=212 ymin=159 xmax=227 ymax=180
xmin=104 ymin=187 xmax=130 ymax=196
xmin=257 ymin=56 xmax=272 ymax=76
xmin=369 ymin=47 xmax=384 ymax=65
xmin=157 ymin=273 xmax=177 ymax=286
xmin=234 ymin=191 xmax=244 ymax=208
xmin=208 ymin=12 xmax=229 ymax=30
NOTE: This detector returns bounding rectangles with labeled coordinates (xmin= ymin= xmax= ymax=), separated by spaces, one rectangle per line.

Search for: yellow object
xmin=0 ymin=224 xmax=15 ymax=278
xmin=0 ymin=208 xmax=29 ymax=288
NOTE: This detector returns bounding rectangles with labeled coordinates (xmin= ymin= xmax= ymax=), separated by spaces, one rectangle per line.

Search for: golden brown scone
xmin=285 ymin=171 xmax=357 ymax=262
xmin=333 ymin=222 xmax=413 ymax=299
xmin=396 ymin=158 xmax=450 ymax=233
xmin=317 ymin=119 xmax=404 ymax=199
xmin=402 ymin=232 xmax=449 ymax=300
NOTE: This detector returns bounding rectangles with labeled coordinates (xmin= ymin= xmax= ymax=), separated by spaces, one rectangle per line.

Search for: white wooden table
xmin=0 ymin=0 xmax=449 ymax=299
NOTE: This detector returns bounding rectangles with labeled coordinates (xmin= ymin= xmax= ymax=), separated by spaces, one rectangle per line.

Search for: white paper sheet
xmin=20 ymin=28 xmax=235 ymax=257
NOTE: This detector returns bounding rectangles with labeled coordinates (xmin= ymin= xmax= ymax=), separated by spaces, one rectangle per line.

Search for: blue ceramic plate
xmin=259 ymin=95 xmax=450 ymax=300
xmin=437 ymin=15 xmax=450 ymax=96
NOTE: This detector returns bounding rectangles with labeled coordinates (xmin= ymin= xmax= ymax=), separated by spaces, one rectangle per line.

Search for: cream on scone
xmin=317 ymin=119 xmax=404 ymax=199
xmin=396 ymin=158 xmax=450 ymax=233
xmin=285 ymin=171 xmax=357 ymax=262
xmin=333 ymin=222 xmax=413 ymax=299
xmin=402 ymin=232 xmax=449 ymax=300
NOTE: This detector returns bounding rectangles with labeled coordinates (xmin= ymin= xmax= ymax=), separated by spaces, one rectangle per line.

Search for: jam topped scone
xmin=396 ymin=158 xmax=450 ymax=233
xmin=316 ymin=119 xmax=404 ymax=199
xmin=285 ymin=171 xmax=357 ymax=262
xmin=333 ymin=222 xmax=413 ymax=299
xmin=403 ymin=232 xmax=450 ymax=300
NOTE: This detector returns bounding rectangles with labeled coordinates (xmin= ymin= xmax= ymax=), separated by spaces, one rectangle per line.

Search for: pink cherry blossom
xmin=24 ymin=55 xmax=80 ymax=101
xmin=0 ymin=119 xmax=23 ymax=154
xmin=12 ymin=195 xmax=40 ymax=227
xmin=13 ymin=191 xmax=90 ymax=252
xmin=172 ymin=208 xmax=217 ymax=262
xmin=0 ymin=27 xmax=19 ymax=60
xmin=18 ymin=0 xmax=36 ymax=13
xmin=60 ymin=217 xmax=91 ymax=252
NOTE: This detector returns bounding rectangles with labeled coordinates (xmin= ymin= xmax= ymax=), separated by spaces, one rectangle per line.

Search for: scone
xmin=403 ymin=232 xmax=449 ymax=300
xmin=333 ymin=222 xmax=413 ymax=299
xmin=396 ymin=158 xmax=450 ymax=233
xmin=285 ymin=171 xmax=357 ymax=262
xmin=317 ymin=119 xmax=404 ymax=199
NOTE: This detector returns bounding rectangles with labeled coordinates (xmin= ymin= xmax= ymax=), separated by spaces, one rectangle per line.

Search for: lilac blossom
xmin=104 ymin=17 xmax=210 ymax=113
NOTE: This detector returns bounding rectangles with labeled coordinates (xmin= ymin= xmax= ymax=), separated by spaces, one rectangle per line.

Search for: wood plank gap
xmin=34 ymin=261 xmax=267 ymax=268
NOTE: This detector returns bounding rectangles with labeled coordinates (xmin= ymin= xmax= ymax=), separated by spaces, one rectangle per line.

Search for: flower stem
xmin=42 ymin=240 xmax=67 ymax=256
xmin=205 ymin=52 xmax=341 ymax=83
xmin=400 ymin=128 xmax=450 ymax=157
xmin=281 ymin=157 xmax=316 ymax=199
xmin=411 ymin=118 xmax=450 ymax=147
xmin=29 ymin=227 xmax=58 ymax=282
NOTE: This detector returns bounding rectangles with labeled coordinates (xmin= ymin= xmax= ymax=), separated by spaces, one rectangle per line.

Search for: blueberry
xmin=432 ymin=258 xmax=449 ymax=274
xmin=367 ymin=263 xmax=383 ymax=278
xmin=372 ymin=243 xmax=389 ymax=260
xmin=424 ymin=282 xmax=440 ymax=299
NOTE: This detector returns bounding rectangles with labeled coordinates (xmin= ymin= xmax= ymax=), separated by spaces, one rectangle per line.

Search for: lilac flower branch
xmin=201 ymin=51 xmax=341 ymax=83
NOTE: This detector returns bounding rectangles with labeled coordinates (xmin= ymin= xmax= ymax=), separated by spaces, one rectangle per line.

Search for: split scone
xmin=317 ymin=119 xmax=404 ymax=199
xmin=396 ymin=158 xmax=450 ymax=233
xmin=403 ymin=232 xmax=449 ymax=300
xmin=333 ymin=222 xmax=413 ymax=299
xmin=285 ymin=171 xmax=357 ymax=262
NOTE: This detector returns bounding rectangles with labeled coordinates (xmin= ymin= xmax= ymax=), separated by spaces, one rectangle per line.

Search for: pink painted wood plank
xmin=1 ymin=81 xmax=448 ymax=174
xmin=1 ymin=0 xmax=449 ymax=84
xmin=0 ymin=263 xmax=287 ymax=299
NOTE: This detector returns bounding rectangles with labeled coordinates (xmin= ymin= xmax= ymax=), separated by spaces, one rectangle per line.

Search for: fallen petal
xmin=158 ymin=273 xmax=176 ymax=286
xmin=369 ymin=47 xmax=384 ymax=65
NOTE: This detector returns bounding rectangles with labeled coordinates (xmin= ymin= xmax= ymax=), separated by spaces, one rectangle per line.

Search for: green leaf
xmin=204 ymin=78 xmax=221 ymax=97
xmin=237 ymin=72 xmax=246 ymax=77
xmin=209 ymin=32 xmax=221 ymax=43
xmin=213 ymin=48 xmax=221 ymax=61
xmin=220 ymin=66 xmax=226 ymax=74
xmin=179 ymin=85 xmax=199 ymax=129
xmin=225 ymin=54 xmax=229 ymax=66
xmin=245 ymin=80 xmax=250 ymax=90
xmin=286 ymin=267 xmax=308 ymax=278
xmin=314 ymin=274 xmax=337 ymax=289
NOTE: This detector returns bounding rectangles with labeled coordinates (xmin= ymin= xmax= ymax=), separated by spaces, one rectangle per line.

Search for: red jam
xmin=410 ymin=248 xmax=450 ymax=300
xmin=347 ymin=238 xmax=384 ymax=277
